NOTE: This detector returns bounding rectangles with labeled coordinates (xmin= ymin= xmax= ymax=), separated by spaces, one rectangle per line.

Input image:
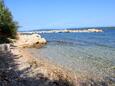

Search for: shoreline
xmin=12 ymin=39 xmax=81 ymax=86
xmin=12 ymin=46 xmax=77 ymax=84
xmin=1 ymin=33 xmax=114 ymax=86
xmin=0 ymin=33 xmax=78 ymax=86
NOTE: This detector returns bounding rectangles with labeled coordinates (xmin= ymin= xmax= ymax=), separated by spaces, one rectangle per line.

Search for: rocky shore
xmin=0 ymin=33 xmax=77 ymax=86
xmin=14 ymin=33 xmax=47 ymax=48
xmin=1 ymin=33 xmax=113 ymax=86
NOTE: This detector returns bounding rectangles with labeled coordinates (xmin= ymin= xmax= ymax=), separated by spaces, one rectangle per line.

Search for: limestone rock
xmin=14 ymin=34 xmax=47 ymax=47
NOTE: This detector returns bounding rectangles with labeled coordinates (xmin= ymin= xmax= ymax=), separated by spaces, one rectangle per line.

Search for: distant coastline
xmin=21 ymin=28 xmax=103 ymax=34
xmin=19 ymin=26 xmax=115 ymax=32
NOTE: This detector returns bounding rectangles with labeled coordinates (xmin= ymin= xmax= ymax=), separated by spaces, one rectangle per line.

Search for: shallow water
xmin=28 ymin=27 xmax=115 ymax=85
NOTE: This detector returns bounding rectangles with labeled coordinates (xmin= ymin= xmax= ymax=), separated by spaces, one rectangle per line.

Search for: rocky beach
xmin=1 ymin=32 xmax=115 ymax=86
xmin=0 ymin=33 xmax=77 ymax=86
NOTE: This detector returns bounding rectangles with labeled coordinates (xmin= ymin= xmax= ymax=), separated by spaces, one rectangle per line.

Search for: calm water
xmin=29 ymin=27 xmax=115 ymax=83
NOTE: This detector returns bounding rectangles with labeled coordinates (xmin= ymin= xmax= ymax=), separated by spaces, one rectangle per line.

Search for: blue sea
xmin=28 ymin=27 xmax=115 ymax=84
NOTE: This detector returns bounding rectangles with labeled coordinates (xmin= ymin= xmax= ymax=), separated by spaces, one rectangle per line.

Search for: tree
xmin=0 ymin=0 xmax=18 ymax=39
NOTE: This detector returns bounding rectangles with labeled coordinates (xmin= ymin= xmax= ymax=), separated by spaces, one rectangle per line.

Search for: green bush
xmin=0 ymin=36 xmax=11 ymax=44
xmin=0 ymin=0 xmax=18 ymax=39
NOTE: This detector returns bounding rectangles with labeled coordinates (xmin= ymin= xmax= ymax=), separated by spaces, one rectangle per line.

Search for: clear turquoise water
xmin=29 ymin=27 xmax=115 ymax=83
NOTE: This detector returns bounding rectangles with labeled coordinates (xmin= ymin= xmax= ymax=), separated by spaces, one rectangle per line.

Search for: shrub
xmin=0 ymin=0 xmax=18 ymax=40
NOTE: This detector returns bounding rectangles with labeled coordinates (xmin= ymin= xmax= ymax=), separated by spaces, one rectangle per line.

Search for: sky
xmin=4 ymin=0 xmax=115 ymax=31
